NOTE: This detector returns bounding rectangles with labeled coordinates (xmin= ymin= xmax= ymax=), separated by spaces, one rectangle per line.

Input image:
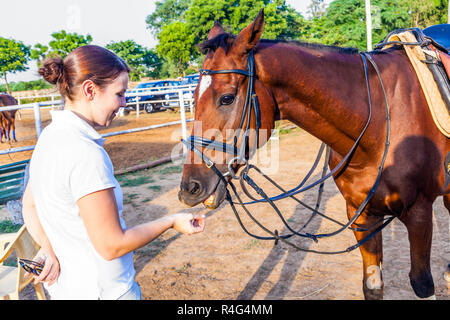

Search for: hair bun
xmin=38 ymin=57 xmax=64 ymax=85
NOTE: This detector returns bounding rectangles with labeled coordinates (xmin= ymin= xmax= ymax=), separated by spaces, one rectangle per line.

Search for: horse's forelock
xmin=198 ymin=33 xmax=234 ymax=55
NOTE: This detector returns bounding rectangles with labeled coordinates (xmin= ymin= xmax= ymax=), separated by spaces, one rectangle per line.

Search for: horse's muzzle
xmin=178 ymin=178 xmax=227 ymax=209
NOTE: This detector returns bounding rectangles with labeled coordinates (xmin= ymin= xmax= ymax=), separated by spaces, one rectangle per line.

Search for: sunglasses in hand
xmin=18 ymin=258 xmax=44 ymax=276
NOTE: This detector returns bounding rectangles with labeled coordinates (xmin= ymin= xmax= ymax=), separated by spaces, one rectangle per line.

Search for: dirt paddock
xmin=3 ymin=108 xmax=448 ymax=300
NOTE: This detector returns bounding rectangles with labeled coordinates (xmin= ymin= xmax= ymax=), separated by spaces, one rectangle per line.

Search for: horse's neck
xmin=257 ymin=43 xmax=371 ymax=157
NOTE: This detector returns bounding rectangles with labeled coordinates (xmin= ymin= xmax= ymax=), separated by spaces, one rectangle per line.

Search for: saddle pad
xmin=384 ymin=31 xmax=450 ymax=138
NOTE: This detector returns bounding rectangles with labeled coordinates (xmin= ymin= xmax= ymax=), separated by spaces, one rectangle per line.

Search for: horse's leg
xmin=443 ymin=194 xmax=450 ymax=283
xmin=10 ymin=120 xmax=16 ymax=142
xmin=399 ymin=197 xmax=435 ymax=299
xmin=0 ymin=115 xmax=4 ymax=143
xmin=5 ymin=124 xmax=10 ymax=142
xmin=347 ymin=203 xmax=384 ymax=300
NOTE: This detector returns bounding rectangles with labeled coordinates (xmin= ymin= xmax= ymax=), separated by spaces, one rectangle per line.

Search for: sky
xmin=0 ymin=0 xmax=331 ymax=84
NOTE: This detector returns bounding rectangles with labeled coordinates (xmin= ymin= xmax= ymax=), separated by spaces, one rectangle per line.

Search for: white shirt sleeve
xmin=69 ymin=143 xmax=116 ymax=202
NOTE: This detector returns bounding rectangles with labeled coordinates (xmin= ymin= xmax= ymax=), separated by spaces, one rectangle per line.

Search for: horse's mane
xmin=261 ymin=39 xmax=360 ymax=55
xmin=198 ymin=33 xmax=235 ymax=54
xmin=198 ymin=33 xmax=360 ymax=55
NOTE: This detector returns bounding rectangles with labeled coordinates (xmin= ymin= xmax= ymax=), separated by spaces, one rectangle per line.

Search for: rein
xmin=182 ymin=50 xmax=393 ymax=254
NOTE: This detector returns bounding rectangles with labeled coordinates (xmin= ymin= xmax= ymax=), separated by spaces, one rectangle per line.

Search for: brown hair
xmin=39 ymin=45 xmax=130 ymax=101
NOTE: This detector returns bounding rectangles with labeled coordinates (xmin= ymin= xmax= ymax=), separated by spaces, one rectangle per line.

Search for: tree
xmin=146 ymin=0 xmax=191 ymax=35
xmin=0 ymin=37 xmax=30 ymax=94
xmin=30 ymin=30 xmax=93 ymax=67
xmin=156 ymin=21 xmax=196 ymax=76
xmin=48 ymin=30 xmax=93 ymax=58
xmin=30 ymin=43 xmax=49 ymax=67
xmin=182 ymin=0 xmax=304 ymax=42
xmin=106 ymin=40 xmax=162 ymax=81
xmin=150 ymin=0 xmax=306 ymax=76
xmin=316 ymin=0 xmax=448 ymax=50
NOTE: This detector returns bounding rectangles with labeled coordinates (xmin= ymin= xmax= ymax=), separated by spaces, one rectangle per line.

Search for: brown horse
xmin=0 ymin=94 xmax=18 ymax=143
xmin=178 ymin=10 xmax=450 ymax=299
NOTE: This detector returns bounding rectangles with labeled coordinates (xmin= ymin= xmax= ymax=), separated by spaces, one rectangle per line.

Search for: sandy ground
xmin=1 ymin=110 xmax=448 ymax=300
xmin=123 ymin=130 xmax=449 ymax=300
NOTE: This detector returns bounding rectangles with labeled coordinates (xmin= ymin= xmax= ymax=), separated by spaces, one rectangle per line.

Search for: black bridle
xmin=183 ymin=50 xmax=261 ymax=179
xmin=181 ymin=50 xmax=394 ymax=254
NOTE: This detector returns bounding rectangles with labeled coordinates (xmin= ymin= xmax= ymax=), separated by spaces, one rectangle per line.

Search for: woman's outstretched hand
xmin=171 ymin=213 xmax=206 ymax=235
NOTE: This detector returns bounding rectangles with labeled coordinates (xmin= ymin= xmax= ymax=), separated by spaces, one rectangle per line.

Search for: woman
xmin=22 ymin=45 xmax=205 ymax=300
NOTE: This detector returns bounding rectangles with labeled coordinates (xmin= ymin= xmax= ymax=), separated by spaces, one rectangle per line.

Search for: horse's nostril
xmin=188 ymin=181 xmax=201 ymax=195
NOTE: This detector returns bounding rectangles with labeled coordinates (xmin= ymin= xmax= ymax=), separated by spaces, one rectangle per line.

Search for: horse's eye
xmin=219 ymin=94 xmax=235 ymax=106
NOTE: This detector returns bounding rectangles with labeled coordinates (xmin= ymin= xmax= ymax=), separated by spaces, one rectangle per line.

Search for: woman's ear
xmin=81 ymin=79 xmax=96 ymax=101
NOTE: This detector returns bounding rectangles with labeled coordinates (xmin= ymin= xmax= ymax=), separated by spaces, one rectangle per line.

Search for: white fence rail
xmin=0 ymin=85 xmax=196 ymax=156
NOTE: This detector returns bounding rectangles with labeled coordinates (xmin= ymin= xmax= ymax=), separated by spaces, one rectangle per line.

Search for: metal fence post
xmin=178 ymin=90 xmax=187 ymax=155
xmin=189 ymin=99 xmax=194 ymax=114
xmin=16 ymin=97 xmax=22 ymax=120
xmin=51 ymin=94 xmax=55 ymax=110
xmin=136 ymin=96 xmax=140 ymax=118
xmin=33 ymin=102 xmax=42 ymax=138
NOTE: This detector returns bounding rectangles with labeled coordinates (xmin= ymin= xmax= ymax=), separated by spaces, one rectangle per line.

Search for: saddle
xmin=422 ymin=25 xmax=450 ymax=111
xmin=377 ymin=25 xmax=450 ymax=137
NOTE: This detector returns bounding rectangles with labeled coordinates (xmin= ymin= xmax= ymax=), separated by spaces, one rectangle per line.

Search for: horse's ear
xmin=208 ymin=21 xmax=226 ymax=40
xmin=232 ymin=9 xmax=265 ymax=55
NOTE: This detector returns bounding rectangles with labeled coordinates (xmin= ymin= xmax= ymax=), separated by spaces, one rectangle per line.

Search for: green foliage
xmin=0 ymin=79 xmax=52 ymax=93
xmin=312 ymin=0 xmax=449 ymax=50
xmin=30 ymin=30 xmax=93 ymax=66
xmin=148 ymin=0 xmax=449 ymax=70
xmin=156 ymin=21 xmax=196 ymax=76
xmin=48 ymin=30 xmax=93 ymax=58
xmin=319 ymin=0 xmax=369 ymax=49
xmin=146 ymin=0 xmax=191 ymax=34
xmin=0 ymin=37 xmax=30 ymax=93
xmin=150 ymin=0 xmax=306 ymax=77
xmin=106 ymin=40 xmax=161 ymax=81
xmin=0 ymin=38 xmax=30 ymax=76
xmin=30 ymin=43 xmax=49 ymax=66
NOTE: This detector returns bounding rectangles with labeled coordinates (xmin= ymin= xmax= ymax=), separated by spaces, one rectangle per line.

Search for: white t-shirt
xmin=29 ymin=109 xmax=135 ymax=300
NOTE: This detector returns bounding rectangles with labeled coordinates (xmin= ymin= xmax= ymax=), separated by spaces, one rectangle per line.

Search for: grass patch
xmin=278 ymin=127 xmax=298 ymax=135
xmin=157 ymin=165 xmax=183 ymax=175
xmin=147 ymin=185 xmax=161 ymax=192
xmin=116 ymin=175 xmax=154 ymax=187
xmin=0 ymin=220 xmax=22 ymax=233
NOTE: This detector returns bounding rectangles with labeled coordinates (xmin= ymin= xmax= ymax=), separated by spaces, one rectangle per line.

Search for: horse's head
xmin=178 ymin=9 xmax=277 ymax=209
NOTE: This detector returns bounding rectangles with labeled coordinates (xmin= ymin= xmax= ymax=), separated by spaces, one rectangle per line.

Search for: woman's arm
xmin=22 ymin=183 xmax=51 ymax=249
xmin=78 ymin=188 xmax=205 ymax=261
xmin=22 ymin=182 xmax=60 ymax=285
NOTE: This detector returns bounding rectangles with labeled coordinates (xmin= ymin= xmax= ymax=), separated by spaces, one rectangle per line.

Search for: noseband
xmin=181 ymin=50 xmax=394 ymax=254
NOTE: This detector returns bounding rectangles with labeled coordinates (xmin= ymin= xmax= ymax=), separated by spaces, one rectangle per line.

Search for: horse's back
xmin=0 ymin=94 xmax=17 ymax=107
